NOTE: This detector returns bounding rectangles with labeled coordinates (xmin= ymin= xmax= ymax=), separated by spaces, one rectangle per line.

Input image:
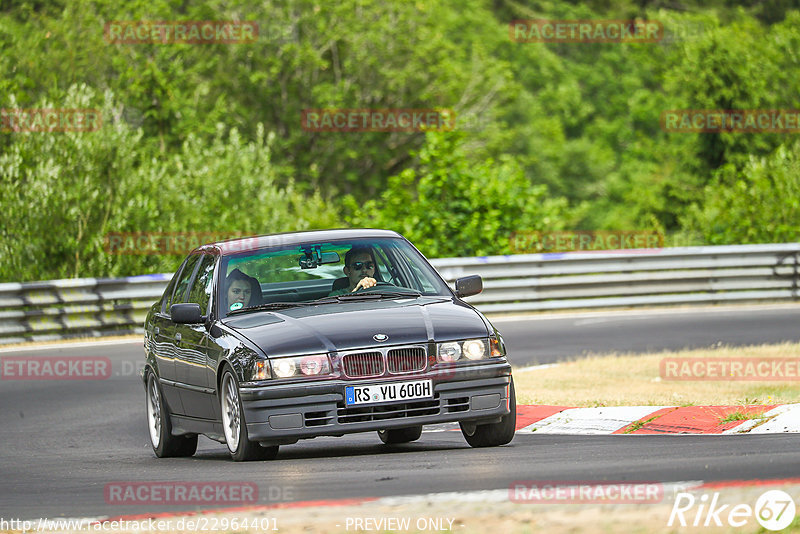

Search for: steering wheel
xmin=353 ymin=281 xmax=394 ymax=292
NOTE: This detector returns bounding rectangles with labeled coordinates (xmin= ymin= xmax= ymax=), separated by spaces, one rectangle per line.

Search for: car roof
xmin=197 ymin=228 xmax=403 ymax=256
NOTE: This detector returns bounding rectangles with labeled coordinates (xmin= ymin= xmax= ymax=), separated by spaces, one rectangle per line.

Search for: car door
xmin=174 ymin=253 xmax=219 ymax=419
xmin=152 ymin=255 xmax=200 ymax=415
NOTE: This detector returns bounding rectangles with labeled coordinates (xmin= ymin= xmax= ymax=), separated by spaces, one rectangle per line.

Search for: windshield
xmin=218 ymin=237 xmax=451 ymax=316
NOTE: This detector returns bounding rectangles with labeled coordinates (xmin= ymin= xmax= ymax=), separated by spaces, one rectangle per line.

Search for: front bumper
xmin=239 ymin=361 xmax=512 ymax=444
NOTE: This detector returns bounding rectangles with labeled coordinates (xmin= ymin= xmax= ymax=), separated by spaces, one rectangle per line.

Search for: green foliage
xmin=345 ymin=132 xmax=567 ymax=258
xmin=1 ymin=0 xmax=516 ymax=197
xmin=683 ymin=140 xmax=800 ymax=245
xmin=0 ymin=86 xmax=339 ymax=282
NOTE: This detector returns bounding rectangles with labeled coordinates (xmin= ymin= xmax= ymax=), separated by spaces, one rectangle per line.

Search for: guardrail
xmin=433 ymin=243 xmax=800 ymax=312
xmin=0 ymin=274 xmax=171 ymax=345
xmin=0 ymin=244 xmax=798 ymax=344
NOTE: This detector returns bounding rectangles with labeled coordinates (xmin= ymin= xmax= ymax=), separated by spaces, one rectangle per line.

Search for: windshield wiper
xmin=311 ymin=290 xmax=422 ymax=303
xmin=228 ymin=302 xmax=309 ymax=314
xmin=360 ymin=290 xmax=422 ymax=298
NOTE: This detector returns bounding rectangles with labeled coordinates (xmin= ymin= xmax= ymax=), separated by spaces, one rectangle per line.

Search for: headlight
xmin=272 ymin=358 xmax=297 ymax=378
xmin=463 ymin=339 xmax=486 ymax=360
xmin=437 ymin=339 xmax=497 ymax=363
xmin=438 ymin=342 xmax=462 ymax=362
xmin=270 ymin=354 xmax=331 ymax=379
xmin=298 ymin=354 xmax=329 ymax=376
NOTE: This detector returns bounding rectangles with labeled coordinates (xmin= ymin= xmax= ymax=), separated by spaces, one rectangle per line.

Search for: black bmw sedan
xmin=143 ymin=229 xmax=515 ymax=461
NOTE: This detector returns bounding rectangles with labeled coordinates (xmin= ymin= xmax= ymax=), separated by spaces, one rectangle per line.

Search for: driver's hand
xmin=352 ymin=277 xmax=377 ymax=291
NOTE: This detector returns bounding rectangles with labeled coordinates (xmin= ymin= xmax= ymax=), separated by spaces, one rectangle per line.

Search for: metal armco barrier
xmin=433 ymin=243 xmax=800 ymax=313
xmin=0 ymin=274 xmax=171 ymax=345
xmin=0 ymin=244 xmax=798 ymax=345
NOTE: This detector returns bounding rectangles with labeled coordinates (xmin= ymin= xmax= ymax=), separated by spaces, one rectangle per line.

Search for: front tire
xmin=220 ymin=368 xmax=279 ymax=462
xmin=146 ymin=371 xmax=197 ymax=458
xmin=378 ymin=425 xmax=422 ymax=444
xmin=460 ymin=379 xmax=516 ymax=448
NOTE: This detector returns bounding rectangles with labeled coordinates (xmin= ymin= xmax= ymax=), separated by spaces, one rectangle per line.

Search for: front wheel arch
xmin=218 ymin=365 xmax=278 ymax=462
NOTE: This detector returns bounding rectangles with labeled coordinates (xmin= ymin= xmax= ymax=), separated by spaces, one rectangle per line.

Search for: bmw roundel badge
xmin=373 ymin=333 xmax=388 ymax=342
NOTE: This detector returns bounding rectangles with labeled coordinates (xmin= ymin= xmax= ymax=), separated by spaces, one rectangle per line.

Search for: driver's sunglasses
xmin=350 ymin=261 xmax=375 ymax=270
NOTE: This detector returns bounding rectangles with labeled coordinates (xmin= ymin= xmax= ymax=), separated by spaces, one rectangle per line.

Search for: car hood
xmin=222 ymin=297 xmax=490 ymax=357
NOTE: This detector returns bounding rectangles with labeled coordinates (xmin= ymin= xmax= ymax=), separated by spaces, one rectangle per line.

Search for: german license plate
xmin=345 ymin=379 xmax=433 ymax=406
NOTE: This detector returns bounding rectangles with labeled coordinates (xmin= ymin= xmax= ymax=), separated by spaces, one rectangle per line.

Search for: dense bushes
xmin=685 ymin=140 xmax=800 ymax=245
xmin=0 ymin=87 xmax=337 ymax=281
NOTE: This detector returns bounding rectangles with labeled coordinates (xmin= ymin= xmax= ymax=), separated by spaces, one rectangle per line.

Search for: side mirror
xmin=455 ymin=275 xmax=482 ymax=298
xmin=170 ymin=303 xmax=205 ymax=324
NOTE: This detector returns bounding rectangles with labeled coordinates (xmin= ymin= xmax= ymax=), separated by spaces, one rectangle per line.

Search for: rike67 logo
xmin=669 ymin=490 xmax=796 ymax=531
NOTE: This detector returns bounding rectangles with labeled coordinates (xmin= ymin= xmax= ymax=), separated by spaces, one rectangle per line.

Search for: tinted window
xmin=186 ymin=254 xmax=216 ymax=313
xmin=167 ymin=254 xmax=201 ymax=311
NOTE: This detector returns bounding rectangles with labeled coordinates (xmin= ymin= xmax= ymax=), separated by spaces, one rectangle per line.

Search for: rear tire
xmin=460 ymin=379 xmax=516 ymax=448
xmin=220 ymin=368 xmax=279 ymax=461
xmin=146 ymin=372 xmax=197 ymax=458
xmin=377 ymin=425 xmax=423 ymax=444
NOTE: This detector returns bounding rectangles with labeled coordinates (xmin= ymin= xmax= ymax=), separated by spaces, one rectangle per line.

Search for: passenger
xmin=329 ymin=246 xmax=379 ymax=296
xmin=225 ymin=269 xmax=261 ymax=312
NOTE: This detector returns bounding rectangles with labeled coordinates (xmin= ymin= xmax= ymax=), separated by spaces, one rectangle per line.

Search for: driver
xmin=225 ymin=268 xmax=260 ymax=312
xmin=329 ymin=246 xmax=379 ymax=296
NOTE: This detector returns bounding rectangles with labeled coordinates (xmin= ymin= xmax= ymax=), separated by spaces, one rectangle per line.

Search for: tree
xmin=683 ymin=140 xmax=800 ymax=245
xmin=345 ymin=131 xmax=568 ymax=258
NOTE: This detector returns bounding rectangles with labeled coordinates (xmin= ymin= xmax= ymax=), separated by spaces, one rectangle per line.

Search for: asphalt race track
xmin=1 ymin=304 xmax=799 ymax=520
xmin=497 ymin=304 xmax=800 ymax=365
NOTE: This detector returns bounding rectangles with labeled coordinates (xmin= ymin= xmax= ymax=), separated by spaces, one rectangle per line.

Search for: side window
xmin=393 ymin=247 xmax=436 ymax=292
xmin=166 ymin=254 xmax=201 ymax=312
xmin=406 ymin=259 xmax=436 ymax=292
xmin=186 ymin=254 xmax=216 ymax=313
xmin=159 ymin=274 xmax=180 ymax=315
